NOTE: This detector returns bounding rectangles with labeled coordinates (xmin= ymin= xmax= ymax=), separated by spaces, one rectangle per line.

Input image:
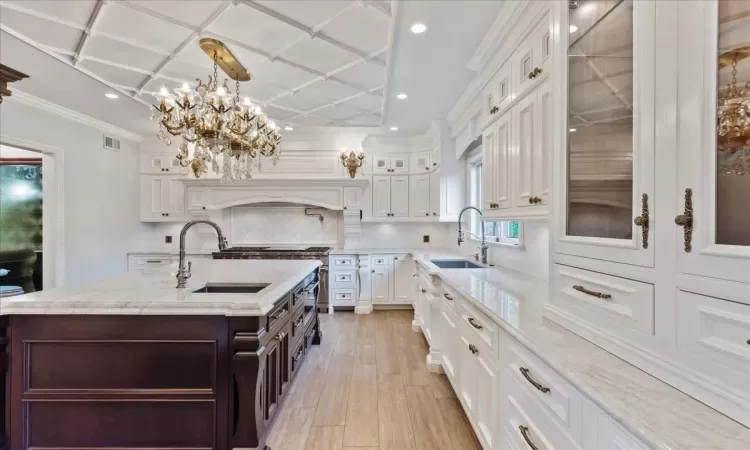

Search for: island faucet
xmin=176 ymin=220 xmax=228 ymax=288
xmin=457 ymin=206 xmax=489 ymax=265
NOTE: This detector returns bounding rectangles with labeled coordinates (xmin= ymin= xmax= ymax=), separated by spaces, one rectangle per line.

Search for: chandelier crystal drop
xmin=150 ymin=39 xmax=281 ymax=182
xmin=717 ymin=50 xmax=750 ymax=175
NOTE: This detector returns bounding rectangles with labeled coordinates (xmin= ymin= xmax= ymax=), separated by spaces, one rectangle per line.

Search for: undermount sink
xmin=429 ymin=259 xmax=484 ymax=269
xmin=192 ymin=283 xmax=270 ymax=294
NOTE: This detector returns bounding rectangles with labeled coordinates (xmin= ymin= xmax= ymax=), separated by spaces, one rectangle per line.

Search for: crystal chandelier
xmin=151 ymin=38 xmax=281 ymax=182
xmin=717 ymin=48 xmax=750 ymax=175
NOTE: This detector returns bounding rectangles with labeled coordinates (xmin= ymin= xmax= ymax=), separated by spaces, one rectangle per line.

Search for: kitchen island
xmin=0 ymin=259 xmax=322 ymax=450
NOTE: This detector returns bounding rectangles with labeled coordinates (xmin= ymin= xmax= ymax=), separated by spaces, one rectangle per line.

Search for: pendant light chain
xmin=213 ymin=52 xmax=219 ymax=90
xmin=236 ymin=79 xmax=240 ymax=104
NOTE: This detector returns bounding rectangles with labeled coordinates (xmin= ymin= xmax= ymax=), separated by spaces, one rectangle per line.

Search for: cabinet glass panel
xmin=716 ymin=0 xmax=750 ymax=246
xmin=567 ymin=0 xmax=634 ymax=239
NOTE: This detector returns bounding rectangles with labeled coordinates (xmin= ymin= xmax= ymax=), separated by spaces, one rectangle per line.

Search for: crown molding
xmin=8 ymin=90 xmax=145 ymax=143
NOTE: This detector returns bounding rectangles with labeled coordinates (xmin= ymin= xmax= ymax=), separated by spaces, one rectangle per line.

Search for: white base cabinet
xmin=329 ymin=253 xmax=415 ymax=313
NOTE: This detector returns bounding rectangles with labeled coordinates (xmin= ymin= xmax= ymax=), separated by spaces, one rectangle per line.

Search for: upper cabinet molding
xmin=447 ymin=1 xmax=550 ymax=137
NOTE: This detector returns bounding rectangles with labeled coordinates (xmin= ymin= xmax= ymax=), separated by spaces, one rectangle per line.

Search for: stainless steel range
xmin=213 ymin=246 xmax=331 ymax=312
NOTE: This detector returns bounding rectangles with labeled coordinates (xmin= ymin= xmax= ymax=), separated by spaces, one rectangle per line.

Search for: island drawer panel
xmin=26 ymin=400 xmax=214 ymax=448
xmin=24 ymin=341 xmax=216 ymax=391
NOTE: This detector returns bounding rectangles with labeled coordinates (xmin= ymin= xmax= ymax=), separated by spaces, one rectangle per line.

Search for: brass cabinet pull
xmin=519 ymin=367 xmax=550 ymax=393
xmin=528 ymin=197 xmax=534 ymax=204
xmin=675 ymin=188 xmax=694 ymax=253
xmin=633 ymin=193 xmax=650 ymax=249
xmin=468 ymin=317 xmax=483 ymax=330
xmin=533 ymin=67 xmax=542 ymax=76
xmin=468 ymin=343 xmax=479 ymax=354
xmin=294 ymin=316 xmax=304 ymax=329
xmin=527 ymin=71 xmax=535 ymax=80
xmin=444 ymin=293 xmax=454 ymax=301
xmin=573 ymin=285 xmax=612 ymax=300
xmin=293 ymin=348 xmax=303 ymax=362
xmin=518 ymin=426 xmax=539 ymax=450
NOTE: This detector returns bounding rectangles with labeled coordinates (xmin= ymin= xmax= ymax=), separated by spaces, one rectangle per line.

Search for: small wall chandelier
xmin=717 ymin=47 xmax=750 ymax=175
xmin=340 ymin=149 xmax=365 ymax=178
xmin=151 ymin=38 xmax=281 ymax=182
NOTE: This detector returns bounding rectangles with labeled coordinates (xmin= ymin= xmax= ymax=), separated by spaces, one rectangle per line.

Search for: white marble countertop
xmin=330 ymin=247 xmax=458 ymax=256
xmin=415 ymin=258 xmax=750 ymax=450
xmin=0 ymin=259 xmax=320 ymax=316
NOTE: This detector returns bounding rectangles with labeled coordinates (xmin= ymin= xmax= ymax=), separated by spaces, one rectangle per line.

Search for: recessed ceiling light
xmin=285 ymin=126 xmax=293 ymax=131
xmin=569 ymin=25 xmax=578 ymax=33
xmin=105 ymin=92 xmax=119 ymax=99
xmin=390 ymin=126 xmax=399 ymax=131
xmin=410 ymin=23 xmax=427 ymax=34
xmin=569 ymin=127 xmax=577 ymax=132
xmin=396 ymin=93 xmax=408 ymax=100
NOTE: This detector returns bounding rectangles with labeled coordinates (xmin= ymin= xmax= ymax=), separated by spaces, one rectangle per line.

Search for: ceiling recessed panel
xmin=207 ymin=5 xmax=305 ymax=56
xmin=280 ymin=38 xmax=358 ymax=74
xmin=314 ymin=104 xmax=362 ymax=121
xmin=345 ymin=114 xmax=380 ymax=126
xmin=341 ymin=93 xmax=382 ymax=112
xmin=255 ymin=1 xmax=354 ymax=29
xmin=322 ymin=5 xmax=389 ymax=54
xmin=335 ymin=61 xmax=385 ymax=90
xmin=127 ymin=0 xmax=228 ymax=28
xmin=245 ymin=58 xmax=318 ymax=90
xmin=79 ymin=59 xmax=148 ymax=88
xmin=85 ymin=36 xmax=165 ymax=73
xmin=274 ymin=79 xmax=359 ymax=111
xmin=0 ymin=8 xmax=83 ymax=52
xmin=2 ymin=0 xmax=97 ymax=28
xmin=261 ymin=105 xmax=297 ymax=121
xmin=97 ymin=3 xmax=193 ymax=53
xmin=293 ymin=115 xmax=332 ymax=126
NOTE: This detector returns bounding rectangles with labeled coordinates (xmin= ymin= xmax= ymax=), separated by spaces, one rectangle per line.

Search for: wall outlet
xmin=165 ymin=236 xmax=172 ymax=244
xmin=423 ymin=235 xmax=430 ymax=243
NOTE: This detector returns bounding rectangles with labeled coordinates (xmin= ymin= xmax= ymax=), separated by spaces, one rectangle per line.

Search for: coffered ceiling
xmin=0 ymin=0 xmax=506 ymax=136
xmin=0 ymin=0 xmax=392 ymax=128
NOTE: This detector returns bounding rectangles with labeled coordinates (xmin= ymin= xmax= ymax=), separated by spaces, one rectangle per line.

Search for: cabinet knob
xmin=425 ymin=213 xmax=429 ymax=216
xmin=433 ymin=162 xmax=437 ymax=166
xmin=202 ymin=206 xmax=206 ymax=210
xmin=468 ymin=343 xmax=478 ymax=354
xmin=528 ymin=197 xmax=534 ymax=204
xmin=421 ymin=288 xmax=427 ymax=293
xmin=372 ymin=270 xmax=375 ymax=273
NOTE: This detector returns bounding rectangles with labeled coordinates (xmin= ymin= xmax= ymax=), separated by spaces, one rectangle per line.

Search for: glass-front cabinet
xmin=555 ymin=0 xmax=655 ymax=267
xmin=676 ymin=0 xmax=750 ymax=285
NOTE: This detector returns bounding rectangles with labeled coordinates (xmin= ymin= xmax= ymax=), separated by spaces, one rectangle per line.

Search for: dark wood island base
xmin=0 ymin=269 xmax=321 ymax=450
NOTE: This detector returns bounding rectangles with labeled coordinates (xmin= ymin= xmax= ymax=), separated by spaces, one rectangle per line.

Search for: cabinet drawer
xmin=291 ymin=307 xmax=306 ymax=341
xmin=371 ymin=255 xmax=389 ymax=267
xmin=676 ymin=291 xmax=750 ymax=393
xmin=552 ymin=264 xmax=655 ymax=336
xmin=331 ymin=270 xmax=356 ymax=288
xmin=459 ymin=298 xmax=498 ymax=352
xmin=331 ymin=255 xmax=356 ymax=269
xmin=506 ymin=389 xmax=579 ymax=450
xmin=441 ymin=284 xmax=461 ymax=310
xmin=507 ymin=344 xmax=581 ymax=438
xmin=290 ymin=335 xmax=305 ymax=379
xmin=331 ymin=289 xmax=356 ymax=306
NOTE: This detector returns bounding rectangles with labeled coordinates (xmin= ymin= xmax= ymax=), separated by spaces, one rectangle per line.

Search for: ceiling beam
xmin=135 ymin=1 xmax=232 ymax=95
xmin=363 ymin=1 xmax=392 ymax=17
xmin=0 ymin=1 xmax=86 ymax=30
xmin=379 ymin=0 xmax=401 ymax=126
xmin=237 ymin=0 xmax=385 ymax=66
xmin=73 ymin=0 xmax=106 ymax=66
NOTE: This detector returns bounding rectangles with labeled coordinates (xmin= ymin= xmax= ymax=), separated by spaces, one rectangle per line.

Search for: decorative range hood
xmin=182 ymin=177 xmax=368 ymax=211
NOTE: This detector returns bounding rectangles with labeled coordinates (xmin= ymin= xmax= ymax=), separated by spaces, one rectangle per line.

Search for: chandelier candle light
xmin=340 ymin=150 xmax=365 ymax=178
xmin=151 ymin=38 xmax=282 ymax=182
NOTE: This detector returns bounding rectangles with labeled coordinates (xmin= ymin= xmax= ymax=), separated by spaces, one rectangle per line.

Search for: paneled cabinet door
xmin=409 ymin=175 xmax=431 ymax=217
xmin=391 ymin=155 xmax=409 ymax=173
xmin=373 ymin=155 xmax=390 ymax=173
xmin=457 ymin=333 xmax=478 ymax=417
xmin=372 ymin=176 xmax=391 ymax=217
xmin=675 ymin=1 xmax=750 ymax=285
xmin=165 ymin=178 xmax=186 ymax=217
xmin=371 ymin=255 xmax=391 ymax=304
xmin=555 ymin=0 xmax=655 ymax=268
xmin=392 ymin=255 xmax=413 ymax=304
xmin=494 ymin=112 xmax=512 ymax=210
xmin=439 ymin=307 xmax=460 ymax=382
xmin=390 ymin=176 xmax=409 ymax=217
xmin=140 ymin=153 xmax=183 ymax=174
xmin=473 ymin=352 xmax=500 ymax=449
xmin=513 ymin=91 xmax=537 ymax=208
xmin=534 ymin=81 xmax=552 ymax=205
xmin=514 ymin=13 xmax=551 ymax=102
xmin=430 ymin=171 xmax=441 ymax=217
xmin=411 ymin=152 xmax=431 ymax=172
xmin=482 ymin=125 xmax=498 ymax=211
xmin=141 ymin=175 xmax=166 ymax=221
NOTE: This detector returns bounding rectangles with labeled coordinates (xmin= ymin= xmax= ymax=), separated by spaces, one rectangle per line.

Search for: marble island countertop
xmin=0 ymin=259 xmax=321 ymax=316
xmin=414 ymin=258 xmax=750 ymax=450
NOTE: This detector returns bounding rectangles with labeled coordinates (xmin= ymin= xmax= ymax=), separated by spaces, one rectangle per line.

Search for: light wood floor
xmin=266 ymin=310 xmax=482 ymax=450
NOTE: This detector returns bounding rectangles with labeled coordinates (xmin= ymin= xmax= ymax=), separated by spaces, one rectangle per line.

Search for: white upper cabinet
xmin=675 ymin=1 xmax=750 ymax=285
xmin=483 ymin=62 xmax=512 ymax=127
xmin=554 ymin=0 xmax=655 ymax=268
xmin=513 ymin=91 xmax=536 ymax=209
xmin=140 ymin=153 xmax=184 ymax=174
xmin=373 ymin=155 xmax=391 ymax=174
xmin=390 ymin=176 xmax=410 ymax=217
xmin=373 ymin=155 xmax=409 ymax=174
xmin=140 ymin=175 xmax=185 ymax=222
xmin=483 ymin=112 xmax=512 ymax=213
xmin=372 ymin=176 xmax=392 ymax=217
xmin=411 ymin=152 xmax=431 ymax=173
xmin=409 ymin=174 xmax=431 ymax=218
xmin=430 ymin=172 xmax=441 ymax=217
xmin=513 ymin=13 xmax=552 ymax=101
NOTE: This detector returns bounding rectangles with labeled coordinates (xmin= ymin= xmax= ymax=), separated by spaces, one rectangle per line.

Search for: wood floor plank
xmin=313 ymin=353 xmax=353 ymax=426
xmin=306 ymin=425 xmax=344 ymax=450
xmin=266 ymin=407 xmax=315 ymax=450
xmin=437 ymin=397 xmax=483 ymax=450
xmin=377 ymin=374 xmax=416 ymax=450
xmin=343 ymin=364 xmax=379 ymax=447
xmin=399 ymin=344 xmax=432 ymax=386
xmin=405 ymin=385 xmax=453 ymax=450
xmin=429 ymin=373 xmax=456 ymax=399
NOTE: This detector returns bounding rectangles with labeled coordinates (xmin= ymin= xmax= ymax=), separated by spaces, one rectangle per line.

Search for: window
xmin=468 ymin=155 xmax=522 ymax=246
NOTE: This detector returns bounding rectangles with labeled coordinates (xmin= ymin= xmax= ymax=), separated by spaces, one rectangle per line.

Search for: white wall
xmin=0 ymin=100 xmax=146 ymax=285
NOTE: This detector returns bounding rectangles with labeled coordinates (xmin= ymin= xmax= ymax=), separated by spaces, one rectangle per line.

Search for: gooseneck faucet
xmin=176 ymin=220 xmax=228 ymax=288
xmin=457 ymin=206 xmax=489 ymax=264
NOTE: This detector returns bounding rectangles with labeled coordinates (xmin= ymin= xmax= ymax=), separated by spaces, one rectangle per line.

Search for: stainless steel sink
xmin=192 ymin=283 xmax=270 ymax=294
xmin=429 ymin=259 xmax=484 ymax=269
